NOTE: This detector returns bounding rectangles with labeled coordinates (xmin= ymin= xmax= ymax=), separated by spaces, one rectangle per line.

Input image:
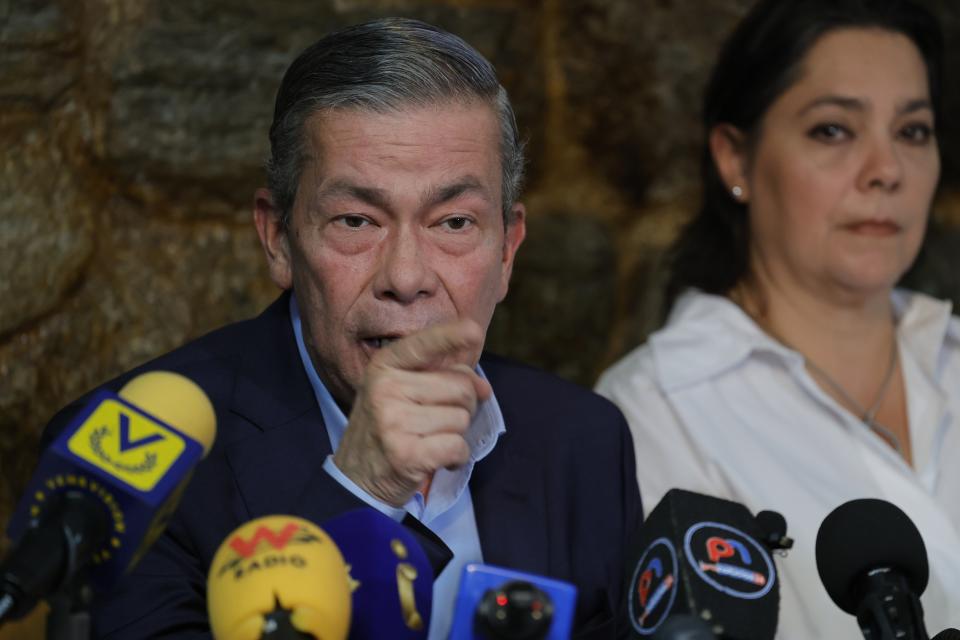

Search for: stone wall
xmin=2 ymin=0 xmax=959 ymax=542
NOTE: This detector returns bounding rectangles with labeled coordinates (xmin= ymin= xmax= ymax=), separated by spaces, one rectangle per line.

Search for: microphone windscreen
xmin=754 ymin=511 xmax=787 ymax=544
xmin=207 ymin=515 xmax=352 ymax=640
xmin=119 ymin=371 xmax=217 ymax=455
xmin=322 ymin=508 xmax=433 ymax=639
xmin=624 ymin=489 xmax=779 ymax=639
xmin=932 ymin=630 xmax=960 ymax=640
xmin=815 ymin=498 xmax=928 ymax=614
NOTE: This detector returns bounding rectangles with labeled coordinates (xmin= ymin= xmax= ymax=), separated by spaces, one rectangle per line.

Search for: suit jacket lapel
xmin=471 ymin=358 xmax=550 ymax=576
xmin=223 ymin=293 xmax=334 ymax=519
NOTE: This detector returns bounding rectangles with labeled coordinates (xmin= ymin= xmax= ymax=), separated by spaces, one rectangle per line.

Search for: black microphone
xmin=815 ymin=498 xmax=930 ymax=640
xmin=754 ymin=510 xmax=793 ymax=552
xmin=623 ymin=489 xmax=782 ymax=639
xmin=931 ymin=631 xmax=960 ymax=640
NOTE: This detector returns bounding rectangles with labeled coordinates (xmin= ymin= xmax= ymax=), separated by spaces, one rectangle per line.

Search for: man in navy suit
xmin=44 ymin=17 xmax=641 ymax=639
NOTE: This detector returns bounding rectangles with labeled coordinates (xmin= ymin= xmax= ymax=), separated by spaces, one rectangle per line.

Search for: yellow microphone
xmin=207 ymin=515 xmax=353 ymax=640
xmin=119 ymin=371 xmax=217 ymax=455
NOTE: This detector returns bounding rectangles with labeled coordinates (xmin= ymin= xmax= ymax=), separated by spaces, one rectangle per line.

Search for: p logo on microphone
xmin=628 ymin=537 xmax=679 ymax=635
xmin=684 ymin=522 xmax=775 ymax=600
xmin=67 ymin=398 xmax=186 ymax=492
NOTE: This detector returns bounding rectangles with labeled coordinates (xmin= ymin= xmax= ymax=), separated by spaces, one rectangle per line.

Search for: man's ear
xmin=709 ymin=124 xmax=751 ymax=203
xmin=497 ymin=202 xmax=526 ymax=302
xmin=253 ymin=187 xmax=293 ymax=290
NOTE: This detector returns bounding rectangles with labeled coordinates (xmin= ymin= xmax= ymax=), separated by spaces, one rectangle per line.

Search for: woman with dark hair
xmin=597 ymin=0 xmax=960 ymax=636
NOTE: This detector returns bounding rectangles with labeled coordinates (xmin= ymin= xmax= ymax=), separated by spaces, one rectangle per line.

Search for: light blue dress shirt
xmin=290 ymin=295 xmax=506 ymax=639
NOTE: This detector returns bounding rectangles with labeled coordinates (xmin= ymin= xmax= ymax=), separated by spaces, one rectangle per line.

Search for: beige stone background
xmin=1 ymin=0 xmax=959 ymax=560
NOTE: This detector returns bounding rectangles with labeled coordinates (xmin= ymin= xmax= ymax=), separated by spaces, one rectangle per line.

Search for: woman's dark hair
xmin=663 ymin=0 xmax=944 ymax=311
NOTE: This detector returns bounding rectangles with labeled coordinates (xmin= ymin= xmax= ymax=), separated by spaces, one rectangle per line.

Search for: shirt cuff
xmin=322 ymin=455 xmax=407 ymax=522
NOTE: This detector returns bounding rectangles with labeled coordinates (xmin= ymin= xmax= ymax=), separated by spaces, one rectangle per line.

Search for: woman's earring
xmin=731 ymin=185 xmax=744 ymax=200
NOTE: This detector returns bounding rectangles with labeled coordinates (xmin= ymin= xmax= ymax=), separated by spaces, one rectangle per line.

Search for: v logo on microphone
xmin=118 ymin=414 xmax=165 ymax=452
xmin=67 ymin=397 xmax=187 ymax=493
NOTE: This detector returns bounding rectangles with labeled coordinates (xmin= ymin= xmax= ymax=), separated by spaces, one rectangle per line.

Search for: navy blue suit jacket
xmin=43 ymin=293 xmax=642 ymax=638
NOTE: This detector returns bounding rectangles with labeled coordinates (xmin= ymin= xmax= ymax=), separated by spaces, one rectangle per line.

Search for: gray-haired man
xmin=47 ymin=18 xmax=641 ymax=638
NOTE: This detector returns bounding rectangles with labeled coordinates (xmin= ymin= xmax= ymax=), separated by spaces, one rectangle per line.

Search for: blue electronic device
xmin=449 ymin=563 xmax=577 ymax=640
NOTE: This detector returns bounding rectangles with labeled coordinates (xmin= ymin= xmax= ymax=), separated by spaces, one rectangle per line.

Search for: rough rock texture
xmin=0 ymin=0 xmax=80 ymax=111
xmin=560 ymin=0 xmax=754 ymax=207
xmin=487 ymin=212 xmax=618 ymax=383
xmin=0 ymin=126 xmax=95 ymax=335
xmin=101 ymin=1 xmax=545 ymax=215
xmin=2 ymin=0 xmax=959 ymax=564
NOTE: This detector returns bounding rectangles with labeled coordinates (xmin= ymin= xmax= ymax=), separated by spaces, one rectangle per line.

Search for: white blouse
xmin=597 ymin=289 xmax=960 ymax=639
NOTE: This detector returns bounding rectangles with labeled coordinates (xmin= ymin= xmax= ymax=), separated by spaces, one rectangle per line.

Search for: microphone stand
xmin=854 ymin=569 xmax=929 ymax=640
xmin=0 ymin=490 xmax=107 ymax=640
xmin=46 ymin=574 xmax=93 ymax=640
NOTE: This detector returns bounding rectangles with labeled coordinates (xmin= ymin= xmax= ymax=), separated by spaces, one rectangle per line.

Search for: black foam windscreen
xmin=815 ymin=498 xmax=929 ymax=614
xmin=757 ymin=511 xmax=793 ymax=549
xmin=931 ymin=630 xmax=960 ymax=640
xmin=625 ymin=489 xmax=780 ymax=639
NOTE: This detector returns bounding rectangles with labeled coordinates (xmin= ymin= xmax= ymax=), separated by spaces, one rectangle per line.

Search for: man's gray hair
xmin=266 ymin=17 xmax=526 ymax=227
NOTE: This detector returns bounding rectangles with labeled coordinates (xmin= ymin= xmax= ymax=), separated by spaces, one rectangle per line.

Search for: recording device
xmin=207 ymin=515 xmax=353 ymax=640
xmin=0 ymin=371 xmax=216 ymax=624
xmin=652 ymin=614 xmax=717 ymax=640
xmin=931 ymin=631 xmax=960 ymax=640
xmin=321 ymin=508 xmax=433 ymax=639
xmin=449 ymin=564 xmax=577 ymax=640
xmin=815 ymin=498 xmax=930 ymax=640
xmin=624 ymin=489 xmax=782 ymax=639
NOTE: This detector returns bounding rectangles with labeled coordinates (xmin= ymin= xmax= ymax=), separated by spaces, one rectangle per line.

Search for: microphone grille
xmin=815 ymin=498 xmax=928 ymax=614
xmin=119 ymin=371 xmax=216 ymax=455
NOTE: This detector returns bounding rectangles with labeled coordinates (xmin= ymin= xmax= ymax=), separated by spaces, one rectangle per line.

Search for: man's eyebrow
xmin=424 ymin=177 xmax=492 ymax=208
xmin=315 ymin=180 xmax=391 ymax=210
xmin=797 ymin=95 xmax=934 ymax=118
xmin=314 ymin=176 xmax=494 ymax=212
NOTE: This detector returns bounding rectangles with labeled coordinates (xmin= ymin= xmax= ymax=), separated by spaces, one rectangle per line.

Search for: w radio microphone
xmin=207 ymin=515 xmax=353 ymax=640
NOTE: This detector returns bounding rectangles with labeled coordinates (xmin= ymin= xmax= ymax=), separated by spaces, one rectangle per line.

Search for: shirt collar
xmin=288 ymin=293 xmax=505 ymax=462
xmin=892 ymin=289 xmax=958 ymax=383
xmin=651 ymin=290 xmax=796 ymax=392
xmin=652 ymin=289 xmax=958 ymax=393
